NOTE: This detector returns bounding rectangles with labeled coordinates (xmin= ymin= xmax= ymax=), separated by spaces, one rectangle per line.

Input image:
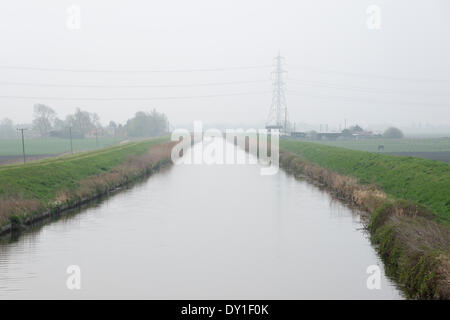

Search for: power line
xmin=289 ymin=79 xmax=450 ymax=97
xmin=0 ymin=65 xmax=272 ymax=73
xmin=0 ymin=91 xmax=271 ymax=101
xmin=0 ymin=80 xmax=270 ymax=88
xmin=2 ymin=62 xmax=447 ymax=81
xmin=16 ymin=128 xmax=28 ymax=164
xmin=290 ymin=65 xmax=450 ymax=82
xmin=3 ymin=77 xmax=447 ymax=97
xmin=288 ymin=91 xmax=450 ymax=107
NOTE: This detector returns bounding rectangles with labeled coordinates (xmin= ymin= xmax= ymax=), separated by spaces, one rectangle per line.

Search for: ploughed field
xmin=386 ymin=152 xmax=450 ymax=163
xmin=313 ymin=137 xmax=450 ymax=153
xmin=313 ymin=138 xmax=450 ymax=163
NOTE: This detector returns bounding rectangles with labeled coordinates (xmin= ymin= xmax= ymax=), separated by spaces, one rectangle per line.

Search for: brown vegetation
xmin=0 ymin=141 xmax=175 ymax=233
xmin=56 ymin=142 xmax=175 ymax=205
xmin=0 ymin=196 xmax=42 ymax=227
xmin=280 ymin=151 xmax=386 ymax=211
xmin=280 ymin=149 xmax=450 ymax=299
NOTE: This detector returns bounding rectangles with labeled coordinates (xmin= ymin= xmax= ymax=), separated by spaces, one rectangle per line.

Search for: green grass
xmin=313 ymin=138 xmax=450 ymax=153
xmin=0 ymin=137 xmax=167 ymax=204
xmin=281 ymin=139 xmax=450 ymax=225
xmin=0 ymin=137 xmax=120 ymax=157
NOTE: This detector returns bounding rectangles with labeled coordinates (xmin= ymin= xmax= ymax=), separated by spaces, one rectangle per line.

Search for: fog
xmin=0 ymin=0 xmax=449 ymax=129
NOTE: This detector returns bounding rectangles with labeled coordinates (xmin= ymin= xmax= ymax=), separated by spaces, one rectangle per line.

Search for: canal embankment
xmin=280 ymin=139 xmax=450 ymax=299
xmin=0 ymin=138 xmax=174 ymax=236
xmin=0 ymin=138 xmax=403 ymax=299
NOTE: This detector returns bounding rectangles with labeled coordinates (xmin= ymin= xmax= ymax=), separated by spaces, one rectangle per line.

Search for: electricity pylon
xmin=266 ymin=54 xmax=289 ymax=134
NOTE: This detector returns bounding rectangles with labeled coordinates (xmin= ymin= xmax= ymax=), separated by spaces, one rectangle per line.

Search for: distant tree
xmin=53 ymin=118 xmax=66 ymax=131
xmin=383 ymin=127 xmax=404 ymax=139
xmin=32 ymin=104 xmax=57 ymax=137
xmin=116 ymin=124 xmax=126 ymax=139
xmin=148 ymin=109 xmax=168 ymax=136
xmin=106 ymin=121 xmax=118 ymax=137
xmin=307 ymin=130 xmax=318 ymax=140
xmin=0 ymin=118 xmax=16 ymax=139
xmin=126 ymin=111 xmax=148 ymax=137
xmin=349 ymin=125 xmax=363 ymax=133
xmin=126 ymin=109 xmax=168 ymax=137
xmin=341 ymin=128 xmax=352 ymax=137
xmin=65 ymin=108 xmax=100 ymax=137
xmin=91 ymin=112 xmax=101 ymax=128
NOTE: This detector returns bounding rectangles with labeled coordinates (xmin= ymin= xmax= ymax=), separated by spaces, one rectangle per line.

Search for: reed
xmin=0 ymin=139 xmax=174 ymax=231
xmin=279 ymin=149 xmax=450 ymax=299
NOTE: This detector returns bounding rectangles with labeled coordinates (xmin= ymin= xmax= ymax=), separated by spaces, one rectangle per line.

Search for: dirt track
xmin=0 ymin=154 xmax=59 ymax=166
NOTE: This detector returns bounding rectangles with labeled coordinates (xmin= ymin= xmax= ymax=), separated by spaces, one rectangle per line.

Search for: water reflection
xmin=0 ymin=141 xmax=403 ymax=299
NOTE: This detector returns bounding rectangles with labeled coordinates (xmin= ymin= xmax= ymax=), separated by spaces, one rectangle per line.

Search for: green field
xmin=281 ymin=139 xmax=450 ymax=225
xmin=0 ymin=138 xmax=167 ymax=205
xmin=0 ymin=137 xmax=120 ymax=157
xmin=313 ymin=137 xmax=450 ymax=153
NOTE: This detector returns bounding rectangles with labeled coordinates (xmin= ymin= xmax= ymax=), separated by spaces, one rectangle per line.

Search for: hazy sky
xmin=0 ymin=0 xmax=449 ymax=129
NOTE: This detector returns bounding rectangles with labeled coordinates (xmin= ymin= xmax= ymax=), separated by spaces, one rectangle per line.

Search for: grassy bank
xmin=279 ymin=140 xmax=450 ymax=299
xmin=281 ymin=140 xmax=450 ymax=225
xmin=0 ymin=137 xmax=172 ymax=231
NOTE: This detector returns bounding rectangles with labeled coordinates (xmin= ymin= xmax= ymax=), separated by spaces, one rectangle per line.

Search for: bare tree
xmin=0 ymin=118 xmax=16 ymax=139
xmin=32 ymin=104 xmax=57 ymax=137
xmin=126 ymin=109 xmax=168 ymax=137
xmin=65 ymin=108 xmax=100 ymax=137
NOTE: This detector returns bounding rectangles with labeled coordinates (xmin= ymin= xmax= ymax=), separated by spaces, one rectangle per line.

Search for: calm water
xmin=0 ymin=141 xmax=403 ymax=299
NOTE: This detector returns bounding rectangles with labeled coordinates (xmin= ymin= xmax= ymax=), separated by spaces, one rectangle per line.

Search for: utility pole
xmin=95 ymin=128 xmax=99 ymax=148
xmin=17 ymin=128 xmax=27 ymax=163
xmin=69 ymin=127 xmax=73 ymax=154
xmin=266 ymin=54 xmax=288 ymax=134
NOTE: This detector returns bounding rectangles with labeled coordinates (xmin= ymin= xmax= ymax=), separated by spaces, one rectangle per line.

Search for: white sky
xmin=0 ymin=0 xmax=449 ymax=128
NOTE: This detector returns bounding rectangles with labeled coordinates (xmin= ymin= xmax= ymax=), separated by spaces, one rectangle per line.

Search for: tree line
xmin=306 ymin=124 xmax=404 ymax=139
xmin=0 ymin=104 xmax=169 ymax=139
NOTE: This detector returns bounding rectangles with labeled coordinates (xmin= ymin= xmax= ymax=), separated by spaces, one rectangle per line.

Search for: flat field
xmin=313 ymin=137 xmax=450 ymax=152
xmin=281 ymin=139 xmax=450 ymax=225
